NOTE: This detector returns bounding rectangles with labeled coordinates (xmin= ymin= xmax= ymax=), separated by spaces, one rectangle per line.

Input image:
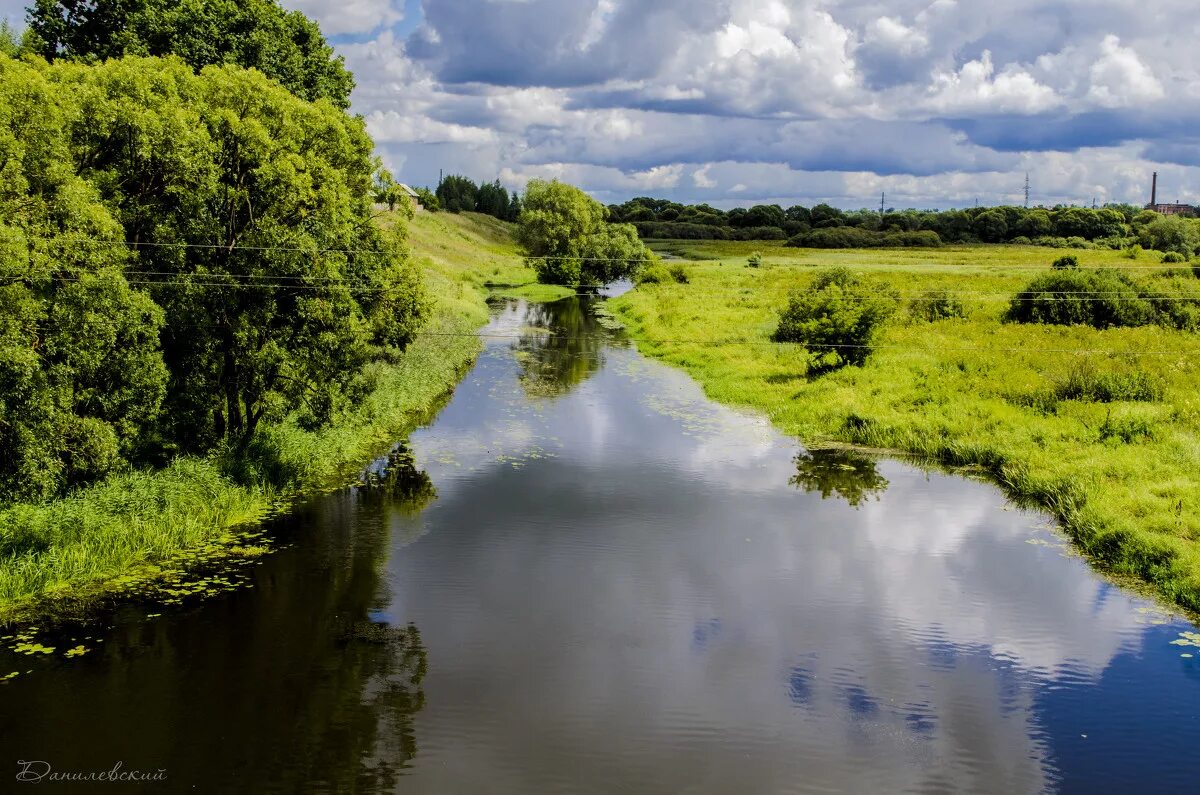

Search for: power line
xmin=9 ymin=279 xmax=1200 ymax=305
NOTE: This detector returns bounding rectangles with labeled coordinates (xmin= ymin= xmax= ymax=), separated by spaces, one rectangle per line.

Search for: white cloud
xmin=288 ymin=0 xmax=403 ymax=36
xmin=925 ymin=51 xmax=1062 ymax=115
xmin=267 ymin=0 xmax=1200 ymax=207
xmin=1087 ymin=34 xmax=1165 ymax=108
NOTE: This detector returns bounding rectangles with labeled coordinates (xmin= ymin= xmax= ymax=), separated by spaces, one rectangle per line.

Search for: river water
xmin=3 ymin=294 xmax=1200 ymax=793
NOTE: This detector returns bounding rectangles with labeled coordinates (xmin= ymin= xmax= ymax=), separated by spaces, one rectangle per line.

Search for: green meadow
xmin=613 ymin=241 xmax=1200 ymax=611
xmin=0 ymin=211 xmax=537 ymax=622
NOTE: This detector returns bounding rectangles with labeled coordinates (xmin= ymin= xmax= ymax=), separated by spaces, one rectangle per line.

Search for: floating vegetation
xmin=1169 ymin=631 xmax=1200 ymax=649
xmin=64 ymin=645 xmax=90 ymax=658
xmin=13 ymin=642 xmax=55 ymax=655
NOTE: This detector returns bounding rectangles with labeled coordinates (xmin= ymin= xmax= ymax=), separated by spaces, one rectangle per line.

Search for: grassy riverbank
xmin=0 ymin=211 xmax=534 ymax=622
xmin=613 ymin=241 xmax=1200 ymax=611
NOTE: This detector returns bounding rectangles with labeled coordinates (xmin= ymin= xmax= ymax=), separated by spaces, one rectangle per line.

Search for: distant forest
xmin=606 ymin=196 xmax=1199 ymax=253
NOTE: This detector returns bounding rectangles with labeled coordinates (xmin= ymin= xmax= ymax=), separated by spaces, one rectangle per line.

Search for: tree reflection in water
xmin=360 ymin=444 xmax=438 ymax=514
xmin=513 ymin=297 xmax=617 ymax=398
xmin=790 ymin=448 xmax=890 ymax=508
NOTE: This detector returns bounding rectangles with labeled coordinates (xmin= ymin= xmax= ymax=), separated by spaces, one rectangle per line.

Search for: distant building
xmin=1146 ymin=172 xmax=1197 ymax=216
xmin=398 ymin=183 xmax=424 ymax=211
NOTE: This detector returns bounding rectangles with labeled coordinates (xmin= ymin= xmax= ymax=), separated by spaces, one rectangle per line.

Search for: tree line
xmin=429 ymin=175 xmax=522 ymax=221
xmin=0 ymin=3 xmax=425 ymax=503
xmin=608 ymin=197 xmax=1200 ymax=256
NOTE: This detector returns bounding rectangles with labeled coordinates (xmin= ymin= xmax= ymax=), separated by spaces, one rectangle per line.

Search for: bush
xmin=1010 ymin=236 xmax=1032 ymax=245
xmin=1052 ymin=255 xmax=1079 ymax=269
xmin=787 ymin=227 xmax=880 ymax=249
xmin=1066 ymin=236 xmax=1094 ymax=249
xmin=1054 ymin=362 xmax=1164 ymax=403
xmin=730 ymin=226 xmax=787 ymax=241
xmin=881 ymin=230 xmax=942 ymax=247
xmin=1122 ymin=245 xmax=1143 ymax=259
xmin=632 ymin=221 xmax=729 ymax=240
xmin=1007 ymin=270 xmax=1154 ymax=329
xmin=773 ymin=268 xmax=897 ymax=371
xmin=1162 ymin=251 xmax=1187 ymax=263
xmin=667 ymin=262 xmax=690 ymax=283
xmin=909 ymin=290 xmax=967 ymax=322
xmin=747 ymin=252 xmax=763 ymax=268
xmin=635 ymin=259 xmax=689 ymax=285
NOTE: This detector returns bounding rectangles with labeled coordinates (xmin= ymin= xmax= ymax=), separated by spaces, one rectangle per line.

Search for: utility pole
xmin=880 ymin=192 xmax=886 ymax=219
xmin=1092 ymin=197 xmax=1097 ymax=210
xmin=1024 ymin=173 xmax=1031 ymax=209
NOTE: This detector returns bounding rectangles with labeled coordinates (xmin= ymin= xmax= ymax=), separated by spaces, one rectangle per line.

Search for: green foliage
xmin=0 ymin=20 xmax=19 ymax=57
xmin=436 ymin=175 xmax=478 ymax=213
xmin=26 ymin=0 xmax=355 ymax=108
xmin=0 ymin=57 xmax=168 ymax=500
xmin=372 ymin=167 xmax=410 ymax=215
xmin=414 ymin=187 xmax=440 ymax=212
xmin=1162 ymin=251 xmax=1187 ymax=264
xmin=0 ymin=55 xmax=428 ymax=500
xmin=909 ymin=290 xmax=967 ymax=322
xmin=747 ymin=252 xmax=763 ymax=268
xmin=1008 ymin=270 xmax=1153 ymax=329
xmin=773 ymin=268 xmax=897 ymax=370
xmin=1054 ymin=361 xmax=1164 ymax=403
xmin=1122 ymin=244 xmax=1142 ymax=259
xmin=516 ymin=179 xmax=651 ymax=286
xmin=1138 ymin=215 xmax=1200 ymax=256
xmin=787 ymin=228 xmax=942 ymax=248
xmin=1052 ymin=255 xmax=1079 ymax=269
xmin=635 ymin=259 xmax=689 ymax=285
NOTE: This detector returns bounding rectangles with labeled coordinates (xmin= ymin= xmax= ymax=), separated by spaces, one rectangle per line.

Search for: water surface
xmin=2 ymin=295 xmax=1199 ymax=793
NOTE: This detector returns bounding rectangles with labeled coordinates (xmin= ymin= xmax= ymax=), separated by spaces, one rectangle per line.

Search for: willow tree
xmin=515 ymin=179 xmax=651 ymax=286
xmin=25 ymin=0 xmax=354 ymax=108
xmin=0 ymin=56 xmax=167 ymax=500
xmin=40 ymin=57 xmax=427 ymax=454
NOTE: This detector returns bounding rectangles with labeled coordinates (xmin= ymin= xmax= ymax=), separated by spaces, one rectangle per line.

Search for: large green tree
xmin=46 ymin=56 xmax=426 ymax=454
xmin=0 ymin=56 xmax=167 ymax=500
xmin=516 ymin=179 xmax=651 ymax=286
xmin=25 ymin=0 xmax=354 ymax=108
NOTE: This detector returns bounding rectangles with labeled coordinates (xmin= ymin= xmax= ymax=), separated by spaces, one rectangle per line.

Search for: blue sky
xmin=4 ymin=0 xmax=1199 ymax=209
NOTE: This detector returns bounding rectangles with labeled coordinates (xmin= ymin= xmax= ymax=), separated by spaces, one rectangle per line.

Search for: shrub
xmin=773 ymin=268 xmax=897 ymax=371
xmin=730 ymin=226 xmax=787 ymax=241
xmin=1066 ymin=236 xmax=1094 ymax=249
xmin=1007 ymin=270 xmax=1154 ymax=329
xmin=667 ymin=262 xmax=690 ymax=283
xmin=747 ymin=252 xmax=763 ymax=268
xmin=1162 ymin=251 xmax=1186 ymax=263
xmin=1011 ymin=236 xmax=1032 ymax=245
xmin=1054 ymin=362 xmax=1164 ymax=403
xmin=634 ymin=260 xmax=672 ymax=285
xmin=909 ymin=290 xmax=967 ymax=322
xmin=1122 ymin=245 xmax=1143 ymax=259
xmin=1052 ymin=255 xmax=1079 ymax=269
xmin=787 ymin=227 xmax=942 ymax=248
xmin=881 ymin=230 xmax=942 ymax=247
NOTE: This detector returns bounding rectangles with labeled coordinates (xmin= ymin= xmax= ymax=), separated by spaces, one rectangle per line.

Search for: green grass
xmin=0 ymin=211 xmax=521 ymax=622
xmin=614 ymin=241 xmax=1200 ymax=612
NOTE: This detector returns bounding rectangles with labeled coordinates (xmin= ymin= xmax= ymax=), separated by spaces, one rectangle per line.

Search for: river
xmin=2 ymin=293 xmax=1199 ymax=793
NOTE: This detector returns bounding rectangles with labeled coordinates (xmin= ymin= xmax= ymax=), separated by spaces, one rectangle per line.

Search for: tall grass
xmin=614 ymin=242 xmax=1200 ymax=612
xmin=0 ymin=212 xmax=527 ymax=622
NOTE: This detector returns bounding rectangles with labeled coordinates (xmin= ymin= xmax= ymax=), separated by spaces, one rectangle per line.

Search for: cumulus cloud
xmin=1087 ymin=34 xmax=1165 ymax=108
xmin=267 ymin=0 xmax=1200 ymax=207
xmin=925 ymin=51 xmax=1062 ymax=115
